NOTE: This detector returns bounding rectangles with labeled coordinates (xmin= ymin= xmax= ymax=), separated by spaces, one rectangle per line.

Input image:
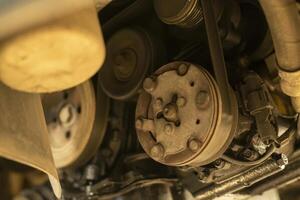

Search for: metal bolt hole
xmin=77 ymin=106 xmax=82 ymax=114
xmin=65 ymin=131 xmax=71 ymax=139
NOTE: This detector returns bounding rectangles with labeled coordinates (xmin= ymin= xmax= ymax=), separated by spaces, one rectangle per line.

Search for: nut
xmin=150 ymin=144 xmax=165 ymax=159
xmin=188 ymin=139 xmax=201 ymax=151
xmin=143 ymin=77 xmax=157 ymax=93
xmin=177 ymin=63 xmax=189 ymax=76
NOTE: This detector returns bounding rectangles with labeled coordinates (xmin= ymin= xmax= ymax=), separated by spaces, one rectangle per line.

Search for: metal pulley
xmin=99 ymin=27 xmax=166 ymax=100
xmin=42 ymin=80 xmax=109 ymax=169
xmin=135 ymin=62 xmax=238 ymax=166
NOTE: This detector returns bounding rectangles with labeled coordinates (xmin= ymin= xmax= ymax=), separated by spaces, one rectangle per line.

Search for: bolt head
xmin=164 ymin=124 xmax=174 ymax=135
xmin=143 ymin=77 xmax=156 ymax=93
xmin=176 ymin=97 xmax=186 ymax=107
xmin=163 ymin=104 xmax=177 ymax=119
xmin=196 ymin=90 xmax=210 ymax=109
xmin=150 ymin=144 xmax=164 ymax=159
xmin=59 ymin=104 xmax=77 ymax=127
xmin=135 ymin=119 xmax=143 ymax=130
xmin=177 ymin=63 xmax=189 ymax=76
xmin=188 ymin=139 xmax=201 ymax=152
xmin=214 ymin=159 xmax=225 ymax=169
xmin=243 ymin=149 xmax=253 ymax=159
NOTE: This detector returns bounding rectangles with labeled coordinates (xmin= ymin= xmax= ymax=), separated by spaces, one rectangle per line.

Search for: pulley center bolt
xmin=113 ymin=48 xmax=137 ymax=81
xmin=163 ymin=104 xmax=178 ymax=120
xmin=59 ymin=103 xmax=77 ymax=127
xmin=150 ymin=144 xmax=165 ymax=159
xmin=143 ymin=77 xmax=157 ymax=93
xmin=188 ymin=139 xmax=201 ymax=152
xmin=196 ymin=90 xmax=210 ymax=109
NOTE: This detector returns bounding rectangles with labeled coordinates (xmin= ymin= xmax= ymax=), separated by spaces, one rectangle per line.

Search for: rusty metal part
xmin=0 ymin=82 xmax=61 ymax=198
xmin=0 ymin=1 xmax=106 ymax=93
xmin=135 ymin=62 xmax=238 ymax=166
xmin=258 ymin=0 xmax=300 ymax=112
xmin=194 ymin=155 xmax=288 ymax=200
xmin=100 ymin=27 xmax=165 ymax=100
xmin=42 ymin=80 xmax=109 ymax=169
xmin=246 ymin=156 xmax=300 ymax=195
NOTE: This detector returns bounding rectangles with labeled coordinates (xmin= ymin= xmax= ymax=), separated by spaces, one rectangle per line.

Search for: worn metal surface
xmin=136 ymin=62 xmax=237 ymax=166
xmin=42 ymin=81 xmax=109 ymax=169
xmin=194 ymin=156 xmax=287 ymax=200
xmin=246 ymin=155 xmax=300 ymax=195
xmin=0 ymin=82 xmax=61 ymax=198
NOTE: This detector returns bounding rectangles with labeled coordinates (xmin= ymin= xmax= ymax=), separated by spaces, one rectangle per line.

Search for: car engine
xmin=0 ymin=0 xmax=300 ymax=200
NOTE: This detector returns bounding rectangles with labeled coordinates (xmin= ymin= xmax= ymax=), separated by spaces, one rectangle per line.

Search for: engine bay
xmin=1 ymin=0 xmax=300 ymax=199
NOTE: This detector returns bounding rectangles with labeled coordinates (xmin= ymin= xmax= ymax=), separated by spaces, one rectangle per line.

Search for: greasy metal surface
xmin=42 ymin=80 xmax=109 ymax=169
xmin=0 ymin=82 xmax=61 ymax=198
xmin=195 ymin=157 xmax=287 ymax=200
xmin=246 ymin=157 xmax=300 ymax=195
xmin=136 ymin=62 xmax=237 ymax=166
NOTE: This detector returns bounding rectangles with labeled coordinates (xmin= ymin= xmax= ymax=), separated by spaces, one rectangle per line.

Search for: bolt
xmin=135 ymin=118 xmax=143 ymax=130
xmin=177 ymin=63 xmax=189 ymax=76
xmin=176 ymin=96 xmax=186 ymax=107
xmin=59 ymin=103 xmax=77 ymax=127
xmin=163 ymin=104 xmax=177 ymax=119
xmin=196 ymin=90 xmax=210 ymax=109
xmin=188 ymin=139 xmax=201 ymax=152
xmin=143 ymin=77 xmax=157 ymax=93
xmin=164 ymin=124 xmax=174 ymax=135
xmin=150 ymin=144 xmax=164 ymax=159
xmin=214 ymin=159 xmax=225 ymax=169
xmin=153 ymin=98 xmax=163 ymax=110
xmin=242 ymin=149 xmax=255 ymax=160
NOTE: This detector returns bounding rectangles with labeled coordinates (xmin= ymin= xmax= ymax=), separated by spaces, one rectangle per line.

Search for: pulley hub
xmin=135 ymin=62 xmax=237 ymax=166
